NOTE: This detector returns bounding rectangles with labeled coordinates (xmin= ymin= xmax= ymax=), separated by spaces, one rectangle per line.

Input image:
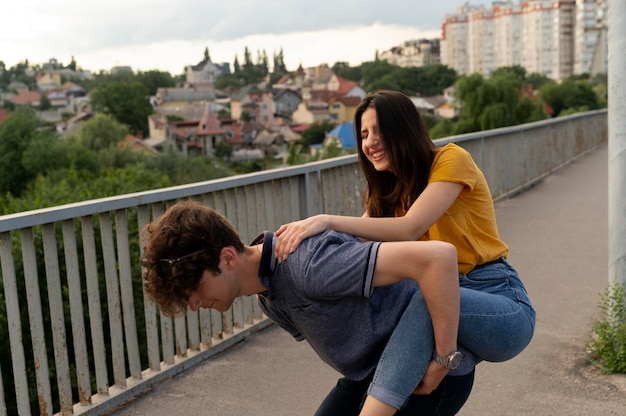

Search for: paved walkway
xmin=116 ymin=144 xmax=626 ymax=416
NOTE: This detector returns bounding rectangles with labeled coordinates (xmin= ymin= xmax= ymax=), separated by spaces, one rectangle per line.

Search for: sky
xmin=1 ymin=0 xmax=472 ymax=75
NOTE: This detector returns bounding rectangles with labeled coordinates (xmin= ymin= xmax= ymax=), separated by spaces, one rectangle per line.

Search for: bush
xmin=587 ymin=282 xmax=626 ymax=374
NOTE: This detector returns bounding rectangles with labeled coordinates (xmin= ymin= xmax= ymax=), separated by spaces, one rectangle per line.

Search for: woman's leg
xmin=457 ymin=259 xmax=535 ymax=361
xmin=364 ymin=260 xmax=535 ymax=411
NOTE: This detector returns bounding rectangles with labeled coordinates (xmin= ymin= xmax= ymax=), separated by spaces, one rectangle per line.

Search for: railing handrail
xmin=0 ymin=154 xmax=359 ymax=232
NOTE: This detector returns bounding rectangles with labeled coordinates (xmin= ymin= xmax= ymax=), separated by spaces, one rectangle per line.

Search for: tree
xmin=22 ymin=136 xmax=100 ymax=178
xmin=67 ymin=55 xmax=77 ymax=71
xmin=39 ymin=93 xmax=52 ymax=110
xmin=70 ymin=113 xmax=129 ymax=151
xmin=331 ymin=62 xmax=362 ymax=82
xmin=452 ymin=68 xmax=550 ymax=135
xmin=233 ymin=55 xmax=241 ymax=76
xmin=0 ymin=108 xmax=51 ymax=196
xmin=203 ymin=46 xmax=211 ymax=62
xmin=416 ymin=64 xmax=457 ymax=96
xmin=300 ymin=120 xmax=335 ymax=146
xmin=539 ymin=79 xmax=598 ymax=117
xmin=273 ymin=48 xmax=288 ymax=74
xmin=135 ymin=70 xmax=176 ymax=95
xmin=525 ymin=72 xmax=552 ymax=90
xmin=89 ymin=81 xmax=153 ymax=135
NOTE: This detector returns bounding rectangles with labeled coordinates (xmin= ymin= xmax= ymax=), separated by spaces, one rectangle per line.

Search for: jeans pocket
xmin=459 ymin=262 xmax=515 ymax=297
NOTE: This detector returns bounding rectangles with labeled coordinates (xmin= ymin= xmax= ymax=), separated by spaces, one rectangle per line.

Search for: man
xmin=141 ymin=200 xmax=474 ymax=415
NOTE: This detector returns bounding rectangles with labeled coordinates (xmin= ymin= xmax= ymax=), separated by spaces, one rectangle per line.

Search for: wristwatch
xmin=432 ymin=350 xmax=462 ymax=370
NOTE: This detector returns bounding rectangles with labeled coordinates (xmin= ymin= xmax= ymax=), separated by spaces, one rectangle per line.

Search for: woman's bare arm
xmin=275 ymin=181 xmax=463 ymax=261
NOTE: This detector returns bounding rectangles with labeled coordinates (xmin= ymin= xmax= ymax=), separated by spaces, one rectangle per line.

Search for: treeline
xmin=428 ymin=66 xmax=606 ymax=139
xmin=0 ymin=108 xmax=243 ymax=215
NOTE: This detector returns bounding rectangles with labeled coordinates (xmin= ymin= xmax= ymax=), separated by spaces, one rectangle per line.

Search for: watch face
xmin=449 ymin=351 xmax=462 ymax=369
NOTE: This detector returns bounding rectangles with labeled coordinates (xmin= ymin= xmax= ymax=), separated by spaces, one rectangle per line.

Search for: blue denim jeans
xmin=368 ymin=258 xmax=536 ymax=410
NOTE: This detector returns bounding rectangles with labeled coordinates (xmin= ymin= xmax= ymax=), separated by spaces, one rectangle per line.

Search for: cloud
xmin=1 ymin=0 xmax=466 ymax=71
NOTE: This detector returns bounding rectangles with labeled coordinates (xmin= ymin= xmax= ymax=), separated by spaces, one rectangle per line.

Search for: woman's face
xmin=360 ymin=107 xmax=391 ymax=172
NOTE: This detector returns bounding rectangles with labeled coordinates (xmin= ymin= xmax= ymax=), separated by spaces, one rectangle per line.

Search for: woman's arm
xmin=275 ymin=181 xmax=463 ymax=261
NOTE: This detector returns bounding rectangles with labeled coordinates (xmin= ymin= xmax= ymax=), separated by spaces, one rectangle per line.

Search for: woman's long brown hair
xmin=354 ymin=90 xmax=437 ymax=218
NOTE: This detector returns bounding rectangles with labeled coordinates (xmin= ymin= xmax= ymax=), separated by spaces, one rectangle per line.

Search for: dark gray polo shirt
xmin=255 ymin=230 xmax=418 ymax=380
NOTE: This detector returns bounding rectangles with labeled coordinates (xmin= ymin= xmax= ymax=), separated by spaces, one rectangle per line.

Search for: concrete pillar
xmin=608 ymin=0 xmax=626 ymax=285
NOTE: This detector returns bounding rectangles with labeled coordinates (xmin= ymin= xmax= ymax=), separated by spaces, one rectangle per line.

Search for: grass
xmin=586 ymin=281 xmax=626 ymax=374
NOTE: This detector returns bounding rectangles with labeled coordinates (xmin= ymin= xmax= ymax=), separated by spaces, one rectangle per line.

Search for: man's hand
xmin=413 ymin=360 xmax=449 ymax=395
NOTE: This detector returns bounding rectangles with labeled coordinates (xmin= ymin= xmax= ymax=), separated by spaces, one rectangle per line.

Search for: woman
xmin=275 ymin=90 xmax=536 ymax=415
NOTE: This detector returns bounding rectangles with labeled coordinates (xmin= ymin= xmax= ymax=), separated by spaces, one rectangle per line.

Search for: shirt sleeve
xmin=429 ymin=144 xmax=479 ymax=191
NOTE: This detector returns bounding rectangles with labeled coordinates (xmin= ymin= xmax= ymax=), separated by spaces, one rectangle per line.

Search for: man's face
xmin=187 ymin=269 xmax=236 ymax=312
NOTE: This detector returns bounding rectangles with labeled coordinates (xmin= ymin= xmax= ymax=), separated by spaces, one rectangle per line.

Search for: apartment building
xmin=379 ymin=39 xmax=441 ymax=68
xmin=441 ymin=0 xmax=606 ymax=80
xmin=575 ymin=0 xmax=608 ymax=75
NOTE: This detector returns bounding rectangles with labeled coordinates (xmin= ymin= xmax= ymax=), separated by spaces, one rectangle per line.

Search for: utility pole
xmin=608 ymin=0 xmax=626 ymax=285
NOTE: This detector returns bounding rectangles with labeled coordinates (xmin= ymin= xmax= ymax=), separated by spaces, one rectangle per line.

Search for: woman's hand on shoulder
xmin=275 ymin=215 xmax=329 ymax=262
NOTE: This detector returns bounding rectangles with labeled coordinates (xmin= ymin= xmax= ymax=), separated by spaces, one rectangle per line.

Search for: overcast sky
xmin=1 ymin=0 xmax=473 ymax=74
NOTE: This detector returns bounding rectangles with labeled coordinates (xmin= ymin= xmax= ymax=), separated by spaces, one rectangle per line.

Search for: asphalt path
xmin=116 ymin=144 xmax=626 ymax=416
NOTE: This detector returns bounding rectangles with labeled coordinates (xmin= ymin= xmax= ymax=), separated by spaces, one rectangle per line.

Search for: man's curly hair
xmin=140 ymin=200 xmax=245 ymax=316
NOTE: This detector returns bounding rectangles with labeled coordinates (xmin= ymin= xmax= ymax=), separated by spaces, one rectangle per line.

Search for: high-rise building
xmin=574 ymin=0 xmax=608 ymax=75
xmin=441 ymin=0 xmax=606 ymax=80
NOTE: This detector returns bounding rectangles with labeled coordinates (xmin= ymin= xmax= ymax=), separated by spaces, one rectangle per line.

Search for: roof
xmin=327 ymin=122 xmax=356 ymax=148
xmin=10 ymin=91 xmax=41 ymax=104
xmin=334 ymin=75 xmax=359 ymax=95
xmin=330 ymin=95 xmax=362 ymax=107
xmin=118 ymin=135 xmax=158 ymax=154
xmin=197 ymin=104 xmax=226 ymax=136
xmin=156 ymin=87 xmax=216 ymax=103
xmin=410 ymin=95 xmax=447 ymax=111
xmin=253 ymin=126 xmax=301 ymax=146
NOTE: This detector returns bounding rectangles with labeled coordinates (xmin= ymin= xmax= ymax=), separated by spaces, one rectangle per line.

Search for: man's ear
xmin=220 ymin=247 xmax=237 ymax=268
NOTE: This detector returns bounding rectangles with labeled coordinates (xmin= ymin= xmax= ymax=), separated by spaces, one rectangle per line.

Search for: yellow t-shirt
xmin=422 ymin=143 xmax=508 ymax=274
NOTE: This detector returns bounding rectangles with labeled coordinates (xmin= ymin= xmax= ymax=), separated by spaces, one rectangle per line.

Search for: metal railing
xmin=0 ymin=110 xmax=607 ymax=416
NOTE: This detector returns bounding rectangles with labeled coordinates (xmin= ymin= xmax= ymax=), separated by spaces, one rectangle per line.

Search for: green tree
xmin=539 ymin=78 xmax=598 ymax=117
xmin=21 ymin=136 xmax=100 ymax=179
xmin=429 ymin=118 xmax=455 ymax=140
xmin=215 ymin=73 xmax=243 ymax=90
xmin=366 ymin=76 xmax=402 ymax=93
xmin=414 ymin=64 xmax=457 ymax=96
xmin=273 ymin=48 xmax=288 ymax=74
xmin=454 ymin=70 xmax=544 ymax=133
xmin=39 ymin=93 xmax=52 ymax=110
xmin=0 ymin=107 xmax=52 ymax=196
xmin=525 ymin=72 xmax=552 ymax=90
xmin=136 ymin=70 xmax=176 ymax=95
xmin=89 ymin=80 xmax=153 ymax=135
xmin=67 ymin=55 xmax=78 ymax=71
xmin=331 ymin=62 xmax=362 ymax=82
xmin=300 ymin=120 xmax=335 ymax=146
xmin=361 ymin=60 xmax=397 ymax=92
xmin=214 ymin=140 xmax=232 ymax=160
xmin=233 ymin=55 xmax=241 ymax=76
xmin=70 ymin=113 xmax=129 ymax=151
